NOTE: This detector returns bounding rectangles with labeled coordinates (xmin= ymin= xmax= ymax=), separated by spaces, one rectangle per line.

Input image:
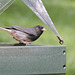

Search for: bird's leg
xmin=19 ymin=39 xmax=25 ymax=44
xmin=26 ymin=42 xmax=31 ymax=44
xmin=23 ymin=42 xmax=31 ymax=46
xmin=19 ymin=39 xmax=31 ymax=46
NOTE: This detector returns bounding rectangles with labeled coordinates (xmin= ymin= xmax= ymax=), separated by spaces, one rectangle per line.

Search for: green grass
xmin=0 ymin=0 xmax=75 ymax=75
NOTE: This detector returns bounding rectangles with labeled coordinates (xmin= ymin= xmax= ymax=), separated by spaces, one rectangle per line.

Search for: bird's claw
xmin=26 ymin=42 xmax=31 ymax=44
xmin=24 ymin=42 xmax=31 ymax=46
xmin=19 ymin=42 xmax=31 ymax=46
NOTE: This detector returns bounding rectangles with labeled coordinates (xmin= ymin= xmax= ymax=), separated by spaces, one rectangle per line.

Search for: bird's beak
xmin=41 ymin=28 xmax=46 ymax=31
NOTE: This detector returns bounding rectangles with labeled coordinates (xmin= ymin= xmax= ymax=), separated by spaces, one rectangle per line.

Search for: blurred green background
xmin=0 ymin=0 xmax=75 ymax=75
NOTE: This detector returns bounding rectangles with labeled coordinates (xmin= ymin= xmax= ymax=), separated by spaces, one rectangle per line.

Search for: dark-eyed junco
xmin=0 ymin=25 xmax=46 ymax=44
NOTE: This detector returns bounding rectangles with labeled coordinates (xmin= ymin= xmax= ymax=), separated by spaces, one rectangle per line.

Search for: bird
xmin=0 ymin=25 xmax=46 ymax=45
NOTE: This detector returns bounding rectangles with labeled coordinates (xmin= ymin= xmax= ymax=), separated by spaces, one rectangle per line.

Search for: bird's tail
xmin=0 ymin=27 xmax=11 ymax=32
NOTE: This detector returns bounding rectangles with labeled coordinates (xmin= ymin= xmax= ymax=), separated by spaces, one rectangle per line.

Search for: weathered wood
xmin=0 ymin=43 xmax=66 ymax=75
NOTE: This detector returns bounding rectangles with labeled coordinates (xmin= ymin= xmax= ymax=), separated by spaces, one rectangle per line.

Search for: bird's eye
xmin=41 ymin=27 xmax=43 ymax=29
xmin=38 ymin=26 xmax=44 ymax=30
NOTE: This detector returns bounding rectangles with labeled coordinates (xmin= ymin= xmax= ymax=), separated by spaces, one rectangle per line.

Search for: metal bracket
xmin=0 ymin=43 xmax=66 ymax=74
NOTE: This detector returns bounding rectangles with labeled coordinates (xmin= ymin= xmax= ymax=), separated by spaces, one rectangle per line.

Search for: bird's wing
xmin=6 ymin=25 xmax=37 ymax=36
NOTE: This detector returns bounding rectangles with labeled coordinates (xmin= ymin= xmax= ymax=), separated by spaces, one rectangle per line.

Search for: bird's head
xmin=31 ymin=25 xmax=46 ymax=41
xmin=36 ymin=25 xmax=46 ymax=31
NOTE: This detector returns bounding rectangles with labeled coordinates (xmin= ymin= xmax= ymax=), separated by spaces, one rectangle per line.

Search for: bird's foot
xmin=25 ymin=42 xmax=31 ymax=44
xmin=19 ymin=43 xmax=25 ymax=45
xmin=24 ymin=42 xmax=31 ymax=46
xmin=19 ymin=42 xmax=31 ymax=46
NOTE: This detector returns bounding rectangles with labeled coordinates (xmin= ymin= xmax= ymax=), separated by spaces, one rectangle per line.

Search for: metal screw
xmin=63 ymin=65 xmax=66 ymax=69
xmin=63 ymin=50 xmax=66 ymax=55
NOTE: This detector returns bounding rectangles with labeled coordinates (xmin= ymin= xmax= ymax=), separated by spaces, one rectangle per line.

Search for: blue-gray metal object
xmin=0 ymin=43 xmax=66 ymax=74
xmin=0 ymin=0 xmax=16 ymax=15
